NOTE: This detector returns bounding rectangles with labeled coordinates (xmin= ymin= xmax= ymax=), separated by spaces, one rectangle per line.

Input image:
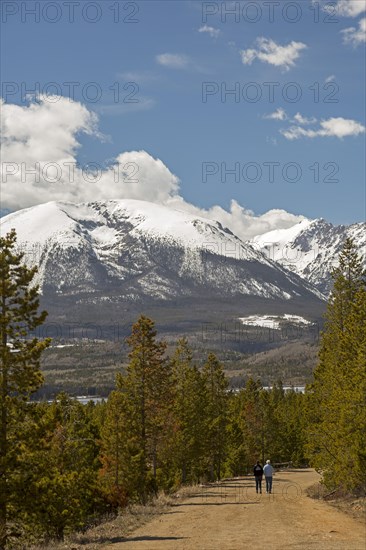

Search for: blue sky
xmin=1 ymin=0 xmax=365 ymax=228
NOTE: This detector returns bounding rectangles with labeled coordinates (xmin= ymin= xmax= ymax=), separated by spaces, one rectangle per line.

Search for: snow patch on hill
xmin=239 ymin=314 xmax=313 ymax=330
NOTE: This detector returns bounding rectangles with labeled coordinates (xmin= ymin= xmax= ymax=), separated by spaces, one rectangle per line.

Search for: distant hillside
xmin=252 ymin=218 xmax=366 ymax=296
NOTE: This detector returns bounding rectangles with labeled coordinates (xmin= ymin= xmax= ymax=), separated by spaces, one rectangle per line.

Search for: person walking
xmin=253 ymin=461 xmax=263 ymax=494
xmin=263 ymin=459 xmax=274 ymax=494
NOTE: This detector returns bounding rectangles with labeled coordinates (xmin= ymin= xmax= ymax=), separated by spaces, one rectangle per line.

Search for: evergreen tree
xmin=269 ymin=384 xmax=307 ymax=466
xmin=17 ymin=394 xmax=102 ymax=542
xmin=240 ymin=378 xmax=264 ymax=468
xmin=306 ymin=238 xmax=366 ymax=493
xmin=0 ymin=230 xmax=50 ymax=548
xmin=265 ymin=381 xmax=285 ymax=461
xmin=202 ymin=353 xmax=228 ymax=481
xmin=259 ymin=388 xmax=279 ymax=462
xmin=99 ymin=390 xmax=129 ymax=509
xmin=170 ymin=338 xmax=207 ymax=485
xmin=116 ymin=316 xmax=172 ymax=502
xmin=224 ymin=391 xmax=248 ymax=477
xmin=226 ymin=381 xmax=308 ymax=477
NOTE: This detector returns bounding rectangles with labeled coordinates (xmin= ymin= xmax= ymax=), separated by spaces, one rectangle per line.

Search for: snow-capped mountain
xmin=251 ymin=218 xmax=366 ymax=295
xmin=0 ymin=199 xmax=323 ymax=304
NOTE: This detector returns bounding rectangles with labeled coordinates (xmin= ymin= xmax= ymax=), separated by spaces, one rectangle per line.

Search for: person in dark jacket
xmin=253 ymin=461 xmax=263 ymax=493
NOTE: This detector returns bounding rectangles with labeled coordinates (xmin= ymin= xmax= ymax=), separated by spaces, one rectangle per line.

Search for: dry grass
xmin=28 ymin=486 xmax=206 ymax=550
xmin=306 ymin=482 xmax=366 ymax=524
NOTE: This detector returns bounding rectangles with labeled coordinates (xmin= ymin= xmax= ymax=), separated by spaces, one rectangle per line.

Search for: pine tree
xmin=0 ymin=230 xmax=50 ymax=548
xmin=202 ymin=353 xmax=228 ymax=481
xmin=116 ymin=316 xmax=172 ymax=502
xmin=99 ymin=390 xmax=130 ymax=508
xmin=306 ymin=238 xmax=366 ymax=493
xmin=170 ymin=338 xmax=207 ymax=485
xmin=224 ymin=391 xmax=248 ymax=477
xmin=18 ymin=394 xmax=102 ymax=542
xmin=270 ymin=384 xmax=307 ymax=466
xmin=240 ymin=378 xmax=264 ymax=468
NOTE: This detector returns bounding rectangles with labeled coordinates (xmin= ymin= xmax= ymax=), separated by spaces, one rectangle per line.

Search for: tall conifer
xmin=0 ymin=230 xmax=50 ymax=548
xmin=307 ymin=238 xmax=366 ymax=493
xmin=116 ymin=316 xmax=171 ymax=502
xmin=202 ymin=353 xmax=228 ymax=481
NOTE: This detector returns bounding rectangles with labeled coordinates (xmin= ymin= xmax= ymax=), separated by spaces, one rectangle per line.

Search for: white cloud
xmin=341 ymin=17 xmax=366 ymax=46
xmin=0 ymin=96 xmax=178 ymax=210
xmin=281 ymin=117 xmax=365 ymax=140
xmin=166 ymin=197 xmax=305 ymax=241
xmin=1 ymin=95 xmax=98 ymax=163
xmin=263 ymin=110 xmax=317 ymax=125
xmin=198 ymin=25 xmax=221 ymax=38
xmin=1 ymin=96 xmax=306 ymax=240
xmin=263 ymin=108 xmax=287 ymax=121
xmin=240 ymin=37 xmax=307 ymax=71
xmin=324 ymin=0 xmax=366 ymax=17
xmin=156 ymin=53 xmax=190 ymax=69
xmin=319 ymin=117 xmax=366 ymax=137
xmin=325 ymin=75 xmax=335 ymax=83
xmin=292 ymin=113 xmax=317 ymax=125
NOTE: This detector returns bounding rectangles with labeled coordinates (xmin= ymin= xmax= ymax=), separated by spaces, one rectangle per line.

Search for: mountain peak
xmin=251 ymin=216 xmax=366 ymax=295
xmin=0 ymin=199 xmax=324 ymax=304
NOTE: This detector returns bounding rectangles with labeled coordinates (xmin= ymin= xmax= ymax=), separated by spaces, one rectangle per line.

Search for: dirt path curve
xmin=102 ymin=469 xmax=365 ymax=550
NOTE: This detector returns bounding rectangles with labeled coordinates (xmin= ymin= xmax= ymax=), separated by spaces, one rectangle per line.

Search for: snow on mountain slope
xmin=252 ymin=218 xmax=366 ymax=295
xmin=2 ymin=199 xmax=260 ymax=258
xmin=239 ymin=314 xmax=313 ymax=330
xmin=3 ymin=202 xmax=80 ymax=240
xmin=0 ymin=199 xmax=323 ymax=303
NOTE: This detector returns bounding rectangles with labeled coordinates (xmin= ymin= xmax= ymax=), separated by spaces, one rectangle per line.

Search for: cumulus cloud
xmin=156 ymin=53 xmax=190 ymax=69
xmin=0 ymin=96 xmax=179 ymax=210
xmin=1 ymin=95 xmax=98 ymax=163
xmin=198 ymin=25 xmax=221 ymax=38
xmin=324 ymin=0 xmax=366 ymax=17
xmin=166 ymin=197 xmax=305 ymax=241
xmin=1 ymin=95 xmax=306 ymax=240
xmin=263 ymin=108 xmax=287 ymax=121
xmin=240 ymin=38 xmax=307 ymax=71
xmin=281 ymin=117 xmax=365 ymax=140
xmin=263 ymin=110 xmax=316 ymax=125
xmin=292 ymin=113 xmax=317 ymax=125
xmin=341 ymin=17 xmax=366 ymax=46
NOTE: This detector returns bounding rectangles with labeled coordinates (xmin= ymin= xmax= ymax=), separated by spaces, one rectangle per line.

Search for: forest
xmin=0 ymin=230 xmax=365 ymax=548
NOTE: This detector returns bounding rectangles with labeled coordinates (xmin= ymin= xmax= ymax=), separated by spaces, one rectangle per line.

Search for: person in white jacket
xmin=263 ymin=460 xmax=274 ymax=493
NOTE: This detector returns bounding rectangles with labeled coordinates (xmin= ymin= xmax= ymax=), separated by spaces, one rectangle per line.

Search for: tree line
xmin=0 ymin=230 xmax=365 ymax=547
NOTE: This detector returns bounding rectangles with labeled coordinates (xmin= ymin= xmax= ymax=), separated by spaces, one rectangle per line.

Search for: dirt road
xmin=102 ymin=469 xmax=365 ymax=549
